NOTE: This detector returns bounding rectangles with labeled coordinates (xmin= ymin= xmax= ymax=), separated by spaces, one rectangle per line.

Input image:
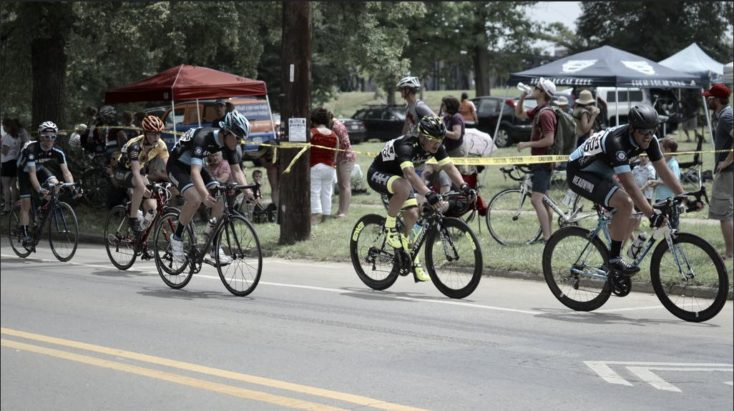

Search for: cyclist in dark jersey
xmin=368 ymin=115 xmax=475 ymax=282
xmin=566 ymin=104 xmax=687 ymax=275
xmin=16 ymin=121 xmax=79 ymax=246
xmin=166 ymin=111 xmax=253 ymax=265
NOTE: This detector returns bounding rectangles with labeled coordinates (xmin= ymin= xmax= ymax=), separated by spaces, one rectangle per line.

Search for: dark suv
xmin=352 ymin=105 xmax=406 ymax=141
xmin=471 ymin=96 xmax=538 ymax=148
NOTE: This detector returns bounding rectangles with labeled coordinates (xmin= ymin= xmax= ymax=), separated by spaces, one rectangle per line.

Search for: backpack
xmin=536 ymin=106 xmax=577 ymax=155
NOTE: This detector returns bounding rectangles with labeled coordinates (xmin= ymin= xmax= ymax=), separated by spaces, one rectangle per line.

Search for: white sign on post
xmin=288 ymin=118 xmax=307 ymax=142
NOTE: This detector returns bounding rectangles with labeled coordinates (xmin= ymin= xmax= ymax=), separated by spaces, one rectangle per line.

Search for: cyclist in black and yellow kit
xmin=566 ymin=104 xmax=694 ymax=276
xmin=114 ymin=115 xmax=169 ymax=235
xmin=367 ymin=115 xmax=475 ymax=282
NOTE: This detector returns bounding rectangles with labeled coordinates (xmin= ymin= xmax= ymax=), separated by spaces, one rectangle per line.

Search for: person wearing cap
xmin=552 ymin=96 xmax=571 ymax=114
xmin=572 ymin=89 xmax=600 ymax=147
xmin=515 ymin=77 xmax=557 ymax=243
xmin=211 ymin=99 xmax=227 ymax=128
xmin=703 ymin=83 xmax=733 ymax=260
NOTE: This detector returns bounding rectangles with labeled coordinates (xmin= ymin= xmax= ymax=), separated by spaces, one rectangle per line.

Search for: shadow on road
xmin=137 ymin=286 xmax=253 ymax=301
xmin=338 ymin=286 xmax=477 ymax=303
xmin=532 ymin=307 xmax=719 ymax=327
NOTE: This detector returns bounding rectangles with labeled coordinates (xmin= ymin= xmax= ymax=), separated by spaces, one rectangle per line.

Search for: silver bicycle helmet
xmin=38 ymin=121 xmax=58 ymax=134
xmin=396 ymin=76 xmax=421 ymax=90
xmin=219 ymin=110 xmax=251 ymax=140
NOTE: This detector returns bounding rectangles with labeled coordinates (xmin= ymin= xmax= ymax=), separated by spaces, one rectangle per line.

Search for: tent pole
xmin=615 ymin=88 xmax=620 ymax=126
xmin=196 ymin=98 xmax=201 ymax=127
xmin=171 ymin=99 xmax=177 ymax=145
xmin=265 ymin=94 xmax=277 ymax=138
xmin=701 ymin=92 xmax=715 ymax=151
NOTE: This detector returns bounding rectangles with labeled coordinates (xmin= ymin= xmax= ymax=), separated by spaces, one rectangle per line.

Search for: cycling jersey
xmin=169 ymin=127 xmax=242 ymax=167
xmin=117 ymin=135 xmax=169 ymax=170
xmin=568 ymin=124 xmax=663 ymax=177
xmin=370 ymin=135 xmax=451 ymax=176
xmin=16 ymin=141 xmax=67 ymax=173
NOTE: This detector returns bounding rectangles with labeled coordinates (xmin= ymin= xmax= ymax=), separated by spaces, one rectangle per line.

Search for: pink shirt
xmin=331 ymin=119 xmax=356 ymax=163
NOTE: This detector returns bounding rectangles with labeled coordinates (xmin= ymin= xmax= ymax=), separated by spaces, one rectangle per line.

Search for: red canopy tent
xmin=104 ymin=64 xmax=267 ymax=103
xmin=104 ymin=65 xmax=271 ymax=144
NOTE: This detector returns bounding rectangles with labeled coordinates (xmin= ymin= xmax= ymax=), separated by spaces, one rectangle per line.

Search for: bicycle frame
xmin=27 ymin=184 xmax=75 ymax=248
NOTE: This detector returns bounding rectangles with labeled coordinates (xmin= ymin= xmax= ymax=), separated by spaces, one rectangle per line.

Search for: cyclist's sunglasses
xmin=420 ymin=133 xmax=444 ymax=142
xmin=40 ymin=133 xmax=57 ymax=141
xmin=637 ymin=128 xmax=655 ymax=137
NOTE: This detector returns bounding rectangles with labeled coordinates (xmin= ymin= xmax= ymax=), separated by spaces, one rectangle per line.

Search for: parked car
xmin=145 ymin=97 xmax=277 ymax=154
xmin=593 ymin=87 xmax=651 ymax=126
xmin=338 ymin=118 xmax=367 ymax=144
xmin=352 ymin=105 xmax=405 ymax=141
xmin=471 ymin=96 xmax=538 ymax=148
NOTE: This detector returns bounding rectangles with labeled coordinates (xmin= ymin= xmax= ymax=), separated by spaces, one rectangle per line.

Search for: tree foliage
xmin=576 ymin=1 xmax=734 ymax=62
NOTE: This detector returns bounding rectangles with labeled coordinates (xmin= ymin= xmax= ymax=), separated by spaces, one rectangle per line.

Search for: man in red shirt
xmin=515 ymin=77 xmax=557 ymax=243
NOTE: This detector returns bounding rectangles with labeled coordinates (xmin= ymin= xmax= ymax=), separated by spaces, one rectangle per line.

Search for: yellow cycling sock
xmin=385 ymin=215 xmax=397 ymax=229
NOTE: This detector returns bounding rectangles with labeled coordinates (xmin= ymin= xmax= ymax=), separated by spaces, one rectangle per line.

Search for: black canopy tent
xmin=509 ymin=45 xmax=713 ymax=144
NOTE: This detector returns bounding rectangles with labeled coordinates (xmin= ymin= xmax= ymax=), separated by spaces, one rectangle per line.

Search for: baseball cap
xmin=554 ymin=96 xmax=569 ymax=107
xmin=537 ymin=77 xmax=556 ymax=98
xmin=702 ymin=83 xmax=730 ymax=99
xmin=215 ymin=99 xmax=226 ymax=106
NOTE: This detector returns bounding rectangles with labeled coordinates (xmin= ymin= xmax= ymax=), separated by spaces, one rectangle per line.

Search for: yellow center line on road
xmin=1 ymin=338 xmax=344 ymax=411
xmin=1 ymin=328 xmax=425 ymax=411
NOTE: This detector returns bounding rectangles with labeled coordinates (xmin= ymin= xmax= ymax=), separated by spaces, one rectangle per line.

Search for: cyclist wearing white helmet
xmin=16 ymin=121 xmax=79 ymax=247
xmin=114 ymin=115 xmax=170 ymax=235
xmin=396 ymin=76 xmax=435 ymax=137
xmin=166 ymin=110 xmax=254 ymax=265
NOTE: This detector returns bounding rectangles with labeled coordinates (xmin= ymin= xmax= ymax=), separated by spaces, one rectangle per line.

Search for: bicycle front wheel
xmin=542 ymin=226 xmax=612 ymax=311
xmin=349 ymin=214 xmax=399 ymax=291
xmin=486 ymin=189 xmax=541 ymax=245
xmin=425 ymin=217 xmax=483 ymax=299
xmin=650 ymin=232 xmax=729 ymax=322
xmin=48 ymin=202 xmax=79 ymax=262
xmin=104 ymin=204 xmax=137 ymax=270
xmin=153 ymin=210 xmax=194 ymax=289
xmin=214 ymin=215 xmax=262 ymax=297
xmin=7 ymin=206 xmax=31 ymax=258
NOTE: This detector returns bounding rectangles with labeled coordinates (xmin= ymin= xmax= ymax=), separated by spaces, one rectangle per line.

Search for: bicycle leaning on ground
xmin=104 ymin=182 xmax=177 ymax=270
xmin=350 ymin=191 xmax=483 ymax=299
xmin=542 ymin=187 xmax=728 ymax=322
xmin=486 ymin=165 xmax=596 ymax=245
xmin=153 ymin=182 xmax=263 ymax=297
xmin=7 ymin=181 xmax=80 ymax=262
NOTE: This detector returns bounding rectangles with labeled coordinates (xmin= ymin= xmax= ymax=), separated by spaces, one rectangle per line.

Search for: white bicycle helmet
xmin=396 ymin=76 xmax=421 ymax=90
xmin=38 ymin=121 xmax=58 ymax=134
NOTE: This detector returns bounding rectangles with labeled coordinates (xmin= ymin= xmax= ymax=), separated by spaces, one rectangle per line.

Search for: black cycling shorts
xmin=566 ymin=162 xmax=620 ymax=208
xmin=366 ymin=166 xmax=417 ymax=209
xmin=18 ymin=168 xmax=54 ymax=199
xmin=166 ymin=160 xmax=218 ymax=194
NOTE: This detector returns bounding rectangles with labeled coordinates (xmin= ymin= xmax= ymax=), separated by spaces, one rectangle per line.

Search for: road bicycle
xmin=103 ymin=182 xmax=177 ymax=270
xmin=542 ymin=187 xmax=728 ymax=322
xmin=7 ymin=182 xmax=80 ymax=261
xmin=485 ymin=165 xmax=595 ymax=245
xmin=350 ymin=191 xmax=483 ymax=299
xmin=153 ymin=183 xmax=263 ymax=297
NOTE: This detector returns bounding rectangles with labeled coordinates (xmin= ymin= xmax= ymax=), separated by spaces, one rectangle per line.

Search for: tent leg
xmin=701 ymin=93 xmax=715 ymax=151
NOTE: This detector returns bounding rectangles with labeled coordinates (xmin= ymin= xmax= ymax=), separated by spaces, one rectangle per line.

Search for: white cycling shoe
xmin=205 ymin=247 xmax=233 ymax=266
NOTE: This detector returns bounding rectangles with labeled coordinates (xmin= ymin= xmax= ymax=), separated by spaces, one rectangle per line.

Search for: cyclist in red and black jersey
xmin=367 ymin=115 xmax=474 ymax=282
xmin=566 ymin=104 xmax=690 ymax=275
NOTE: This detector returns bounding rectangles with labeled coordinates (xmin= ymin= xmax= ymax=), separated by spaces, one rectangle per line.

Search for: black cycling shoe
xmin=607 ymin=258 xmax=640 ymax=277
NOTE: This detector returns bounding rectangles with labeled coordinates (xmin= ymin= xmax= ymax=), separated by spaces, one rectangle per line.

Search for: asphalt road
xmin=1 ymin=242 xmax=732 ymax=410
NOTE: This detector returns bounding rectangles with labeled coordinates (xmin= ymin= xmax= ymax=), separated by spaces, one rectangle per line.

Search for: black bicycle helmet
xmin=417 ymin=115 xmax=446 ymax=140
xmin=628 ymin=104 xmax=659 ymax=130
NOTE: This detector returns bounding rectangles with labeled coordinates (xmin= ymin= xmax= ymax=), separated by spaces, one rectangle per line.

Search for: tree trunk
xmin=473 ymin=46 xmax=491 ymax=97
xmin=278 ymin=0 xmax=312 ymax=245
xmin=30 ymin=4 xmax=70 ymax=128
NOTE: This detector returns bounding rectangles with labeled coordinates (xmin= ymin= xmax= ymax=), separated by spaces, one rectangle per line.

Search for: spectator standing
xmin=459 ymin=92 xmax=478 ymax=126
xmin=1 ymin=118 xmax=23 ymax=215
xmin=425 ymin=95 xmax=471 ymax=194
xmin=680 ymin=89 xmax=701 ymax=142
xmin=631 ymin=155 xmax=656 ymax=203
xmin=515 ymin=78 xmax=557 ymax=243
xmin=331 ymin=117 xmax=356 ymax=218
xmin=703 ymin=83 xmax=733 ymax=260
xmin=211 ymin=99 xmax=227 ymax=127
xmin=573 ymin=89 xmax=600 ymax=147
xmin=309 ymin=108 xmax=339 ymax=224
xmin=397 ymin=76 xmax=434 ymax=136
xmin=122 ymin=111 xmax=139 ymax=140
xmin=651 ymin=138 xmax=681 ymax=202
xmin=552 ymin=96 xmax=571 ymax=114
xmin=206 ymin=151 xmax=232 ymax=184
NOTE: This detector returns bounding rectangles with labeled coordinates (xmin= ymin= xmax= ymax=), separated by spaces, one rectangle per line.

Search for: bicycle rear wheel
xmin=215 ymin=215 xmax=262 ymax=297
xmin=425 ymin=217 xmax=483 ymax=299
xmin=153 ymin=210 xmax=194 ymax=289
xmin=7 ymin=206 xmax=31 ymax=258
xmin=542 ymin=226 xmax=612 ymax=311
xmin=349 ymin=214 xmax=399 ymax=291
xmin=650 ymin=232 xmax=729 ymax=322
xmin=104 ymin=204 xmax=137 ymax=270
xmin=486 ymin=189 xmax=541 ymax=245
xmin=48 ymin=202 xmax=79 ymax=262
